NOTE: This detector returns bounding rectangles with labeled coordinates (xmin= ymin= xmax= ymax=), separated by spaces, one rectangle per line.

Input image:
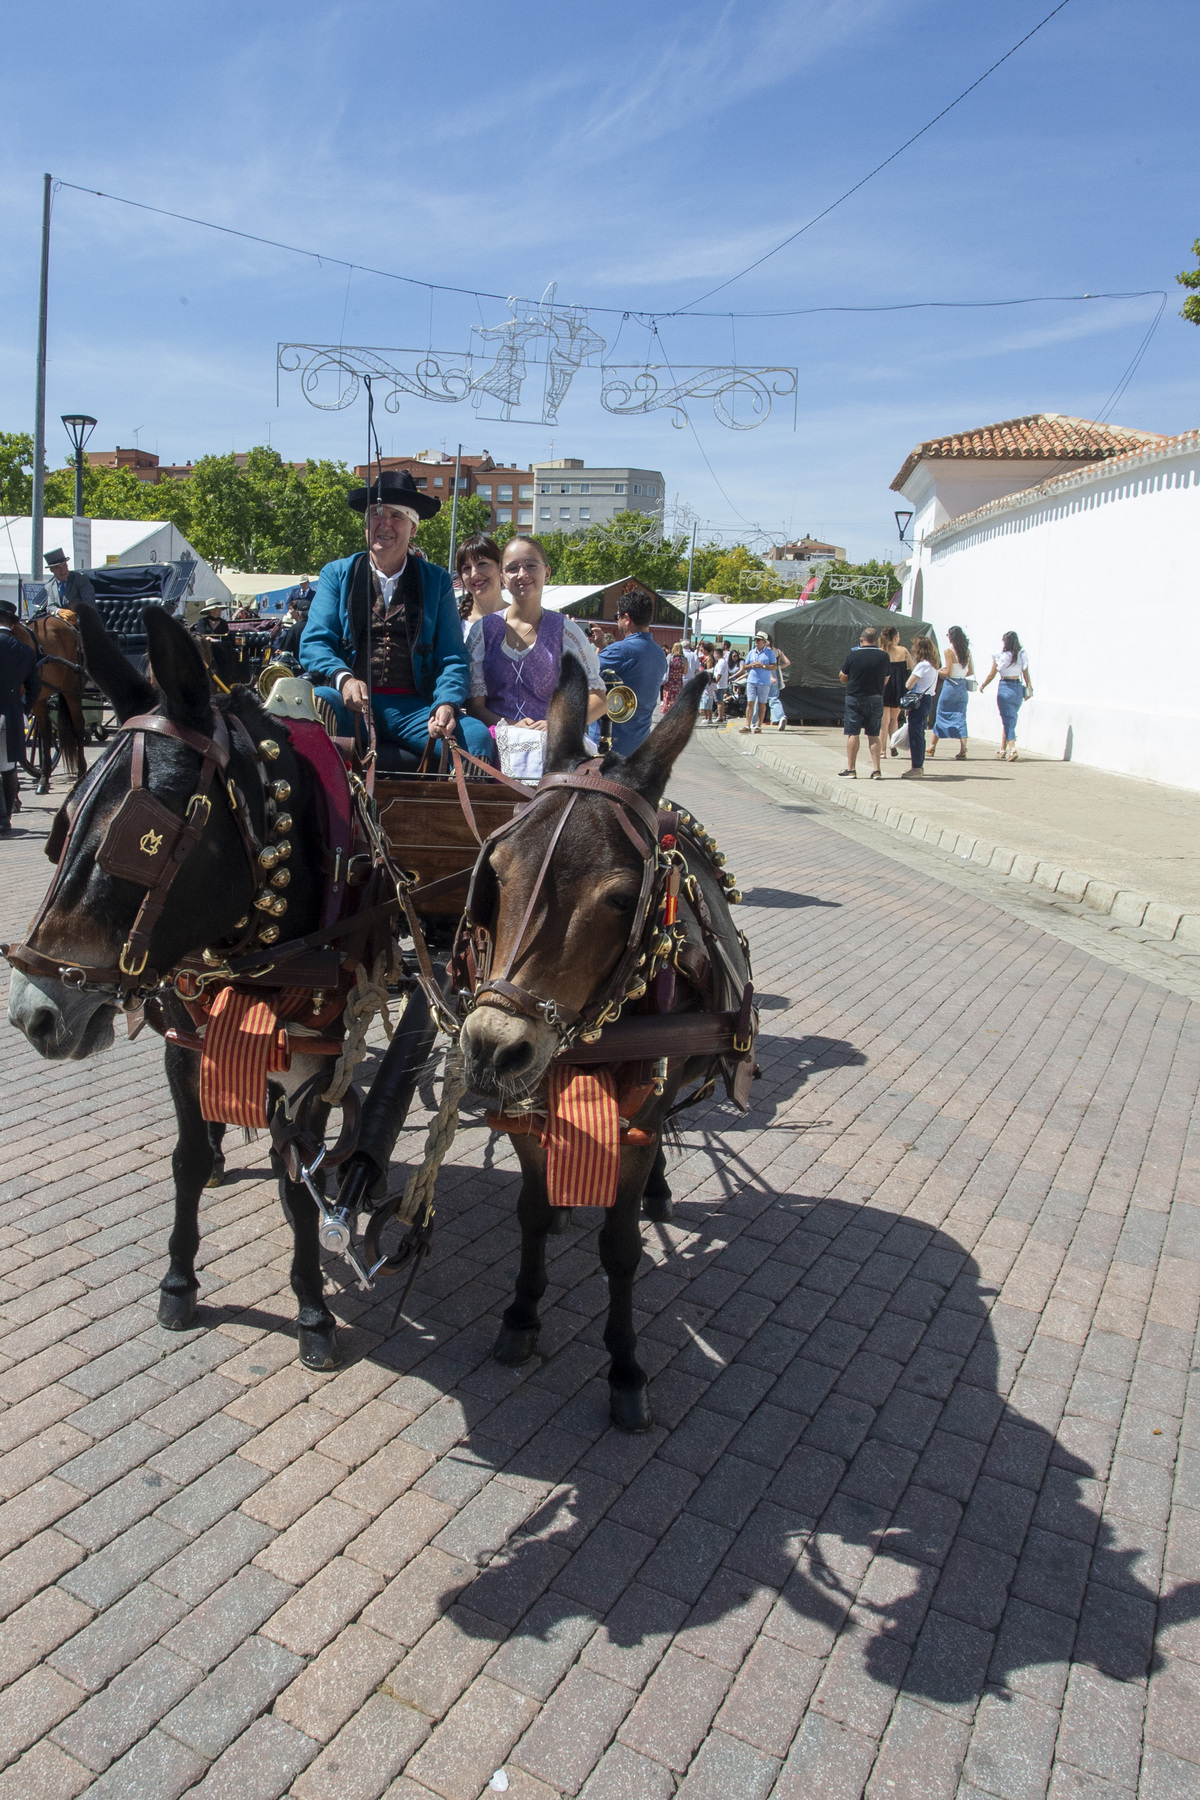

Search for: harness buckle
xmin=186 ymin=793 xmax=212 ymax=829
xmin=118 ymin=943 xmax=149 ymax=979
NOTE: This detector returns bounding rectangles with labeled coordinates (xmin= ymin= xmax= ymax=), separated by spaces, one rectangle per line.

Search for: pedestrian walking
xmin=899 ymin=635 xmax=941 ymax=779
xmin=929 ymin=625 xmax=973 ymax=760
xmin=838 ymin=625 xmax=891 ymax=779
xmin=738 ymin=631 xmax=778 ymax=734
xmin=767 ymin=635 xmax=791 ymax=729
xmin=880 ymin=625 xmax=913 ymax=757
xmin=0 ymin=600 xmax=40 ymax=834
xmin=662 ymin=642 xmax=688 ymax=712
xmin=979 ymin=631 xmax=1033 ymax=760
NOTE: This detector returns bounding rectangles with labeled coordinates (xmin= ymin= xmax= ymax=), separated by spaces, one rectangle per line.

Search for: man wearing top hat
xmin=0 ymin=600 xmax=40 ymax=834
xmin=300 ymin=469 xmax=493 ymax=763
xmin=43 ymin=548 xmax=95 ymax=611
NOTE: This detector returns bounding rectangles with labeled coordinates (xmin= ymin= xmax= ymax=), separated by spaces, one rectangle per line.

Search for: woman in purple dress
xmin=465 ymin=538 xmax=607 ymax=773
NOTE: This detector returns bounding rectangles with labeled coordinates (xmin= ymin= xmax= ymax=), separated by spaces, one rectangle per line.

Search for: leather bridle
xmin=1 ymin=711 xmax=269 ymax=1002
xmin=458 ymin=758 xmax=672 ymax=1047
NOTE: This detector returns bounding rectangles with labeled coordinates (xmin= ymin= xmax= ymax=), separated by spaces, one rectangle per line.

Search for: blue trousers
xmin=315 ymin=688 xmax=495 ymax=764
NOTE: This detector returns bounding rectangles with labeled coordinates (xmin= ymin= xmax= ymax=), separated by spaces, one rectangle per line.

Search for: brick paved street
xmin=1 ymin=743 xmax=1197 ymax=1800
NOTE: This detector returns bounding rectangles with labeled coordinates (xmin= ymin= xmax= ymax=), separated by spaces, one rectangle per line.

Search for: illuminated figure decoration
xmin=279 ymin=293 xmax=796 ymax=431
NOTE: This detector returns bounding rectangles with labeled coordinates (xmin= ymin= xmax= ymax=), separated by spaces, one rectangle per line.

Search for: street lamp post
xmin=894 ymin=509 xmax=914 ymax=548
xmin=62 ymin=414 xmax=97 ymax=517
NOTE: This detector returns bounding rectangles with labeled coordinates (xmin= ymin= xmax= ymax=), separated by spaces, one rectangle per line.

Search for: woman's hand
xmin=514 ymin=716 xmax=548 ymax=732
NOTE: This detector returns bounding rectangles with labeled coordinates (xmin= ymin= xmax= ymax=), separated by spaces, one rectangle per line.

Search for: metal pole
xmin=684 ymin=520 xmax=697 ymax=642
xmin=30 ymin=173 xmax=51 ymax=610
xmin=74 ymin=444 xmax=84 ymax=519
xmin=447 ymin=443 xmax=462 ymax=574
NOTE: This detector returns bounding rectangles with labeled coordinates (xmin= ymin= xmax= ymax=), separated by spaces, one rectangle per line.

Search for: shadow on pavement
xmin=345 ymin=1193 xmax=1198 ymax=1707
xmin=740 ymin=887 xmax=841 ymax=909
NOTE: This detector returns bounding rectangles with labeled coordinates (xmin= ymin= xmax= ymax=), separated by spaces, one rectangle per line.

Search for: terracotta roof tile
xmin=889 ymin=413 xmax=1166 ymax=492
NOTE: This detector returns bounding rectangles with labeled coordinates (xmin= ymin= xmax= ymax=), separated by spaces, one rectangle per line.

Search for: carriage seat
xmin=373 ymin=741 xmax=422 ymax=774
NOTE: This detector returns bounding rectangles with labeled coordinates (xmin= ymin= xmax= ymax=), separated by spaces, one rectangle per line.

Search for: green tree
xmin=0 ymin=432 xmax=34 ymax=513
xmin=1178 ymin=237 xmax=1200 ymax=325
xmin=414 ymin=493 xmax=494 ymax=571
xmin=304 ymin=459 xmax=365 ymax=569
xmin=532 ymin=511 xmax=687 ymax=590
xmin=44 ymin=460 xmax=193 ymax=535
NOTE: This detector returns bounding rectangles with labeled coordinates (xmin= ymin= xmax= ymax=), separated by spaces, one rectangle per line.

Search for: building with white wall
xmin=889 ymin=418 xmax=1200 ymax=789
xmin=532 ymin=459 xmax=664 ymax=536
xmin=0 ymin=517 xmax=230 ymax=612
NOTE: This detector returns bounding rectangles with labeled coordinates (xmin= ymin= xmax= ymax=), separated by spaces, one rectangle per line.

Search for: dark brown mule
xmin=458 ymin=664 xmax=754 ymax=1432
xmin=11 ymin=612 xmax=88 ymax=793
xmin=5 ymin=605 xmax=352 ymax=1368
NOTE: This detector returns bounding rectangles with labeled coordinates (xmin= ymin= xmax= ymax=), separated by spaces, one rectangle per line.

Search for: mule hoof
xmin=205 ymin=1153 xmax=225 ymax=1190
xmin=157 ymin=1287 xmax=198 ymax=1331
xmin=494 ymin=1324 xmax=540 ymax=1366
xmin=35 ymin=780 xmax=50 ymax=796
xmin=298 ymin=1324 xmax=342 ymax=1370
xmin=610 ymin=1384 xmax=653 ymax=1434
xmin=642 ymin=1190 xmax=673 ymax=1223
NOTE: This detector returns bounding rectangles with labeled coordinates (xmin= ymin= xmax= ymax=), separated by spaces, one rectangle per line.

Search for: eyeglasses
xmin=367 ymin=505 xmax=410 ymax=523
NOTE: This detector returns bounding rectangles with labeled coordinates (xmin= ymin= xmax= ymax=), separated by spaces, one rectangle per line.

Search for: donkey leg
xmin=642 ymin=1138 xmax=673 ymax=1223
xmin=600 ymin=1173 xmax=652 ymax=1433
xmin=268 ymin=1096 xmax=341 ymax=1371
xmin=495 ymin=1173 xmax=552 ymax=1365
xmin=159 ymin=1045 xmax=213 ymax=1330
xmin=206 ymin=1123 xmax=227 ymax=1188
xmin=35 ymin=710 xmax=51 ymax=795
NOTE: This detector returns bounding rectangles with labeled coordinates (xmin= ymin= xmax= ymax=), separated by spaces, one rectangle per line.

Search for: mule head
xmin=8 ymin=606 xmax=270 ymax=1060
xmin=460 ymin=662 xmax=706 ymax=1100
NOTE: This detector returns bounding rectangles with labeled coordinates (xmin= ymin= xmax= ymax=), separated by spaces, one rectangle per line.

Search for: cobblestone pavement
xmin=0 ymin=744 xmax=1197 ymax=1800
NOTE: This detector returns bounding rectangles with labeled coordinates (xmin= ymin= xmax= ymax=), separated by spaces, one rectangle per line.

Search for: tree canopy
xmin=1178 ymin=237 xmax=1200 ymax=325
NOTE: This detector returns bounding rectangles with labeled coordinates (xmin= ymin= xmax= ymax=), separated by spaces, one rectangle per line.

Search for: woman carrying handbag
xmin=979 ymin=630 xmax=1033 ymax=761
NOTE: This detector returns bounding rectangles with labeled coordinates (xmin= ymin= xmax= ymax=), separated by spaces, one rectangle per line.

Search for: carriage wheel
xmin=24 ymin=712 xmax=62 ymax=776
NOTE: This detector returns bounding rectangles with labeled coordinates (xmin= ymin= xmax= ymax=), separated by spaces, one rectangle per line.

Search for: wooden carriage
xmin=375 ymin=765 xmax=519 ymax=932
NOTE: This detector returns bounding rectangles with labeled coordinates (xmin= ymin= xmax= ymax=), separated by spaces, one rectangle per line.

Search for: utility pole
xmin=447 ymin=443 xmax=462 ymax=577
xmin=30 ymin=174 xmax=52 ymax=611
xmin=684 ymin=520 xmax=698 ymax=643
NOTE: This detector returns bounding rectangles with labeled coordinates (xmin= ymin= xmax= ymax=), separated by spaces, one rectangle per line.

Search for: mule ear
xmin=612 ymin=671 xmax=706 ymax=805
xmin=144 ymin=607 xmax=214 ymax=732
xmin=543 ymin=654 xmax=591 ymax=774
xmin=76 ymin=602 xmax=156 ymax=723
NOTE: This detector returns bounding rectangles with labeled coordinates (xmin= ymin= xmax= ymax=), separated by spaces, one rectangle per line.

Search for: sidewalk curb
xmin=700 ymin=731 xmax=1200 ymax=950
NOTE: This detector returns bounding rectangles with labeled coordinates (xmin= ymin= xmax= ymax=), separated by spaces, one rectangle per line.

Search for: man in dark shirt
xmin=839 ymin=625 xmax=891 ymax=778
xmin=599 ymin=592 xmax=668 ymax=756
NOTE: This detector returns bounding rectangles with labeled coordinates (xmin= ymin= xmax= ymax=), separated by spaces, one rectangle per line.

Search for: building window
xmin=579 ymin=482 xmax=590 ymax=494
xmin=540 ymin=483 xmax=551 ymax=494
xmin=518 ymin=507 xmax=533 ymax=525
xmin=518 ymin=485 xmax=533 ymax=500
xmin=433 ymin=477 xmax=443 ymax=488
xmin=415 ymin=477 xmax=427 ymax=489
xmin=633 ymin=483 xmax=642 ymax=495
xmin=613 ymin=483 xmax=625 ymax=494
xmin=559 ymin=507 xmax=572 ymax=519
xmin=540 ymin=508 xmax=551 ymax=520
xmin=498 ymin=485 xmax=513 ymax=501
xmin=560 ymin=483 xmax=571 ymax=494
xmin=458 ymin=477 xmax=468 ymax=490
xmin=648 ymin=484 xmax=657 ymax=497
xmin=476 ymin=485 xmax=491 ymax=500
xmin=497 ymin=507 xmax=512 ymax=523
xmin=579 ymin=508 xmax=590 ymax=521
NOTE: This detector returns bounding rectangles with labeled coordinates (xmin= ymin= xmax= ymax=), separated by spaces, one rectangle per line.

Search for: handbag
xmin=898 ymin=688 xmax=925 ymax=711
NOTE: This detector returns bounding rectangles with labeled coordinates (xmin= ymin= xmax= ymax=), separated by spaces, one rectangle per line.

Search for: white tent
xmin=0 ymin=517 xmax=230 ymax=610
xmin=693 ymin=599 xmax=800 ymax=642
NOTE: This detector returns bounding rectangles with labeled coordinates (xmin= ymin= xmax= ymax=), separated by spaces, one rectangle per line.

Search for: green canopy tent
xmin=772 ymin=594 xmax=936 ymax=724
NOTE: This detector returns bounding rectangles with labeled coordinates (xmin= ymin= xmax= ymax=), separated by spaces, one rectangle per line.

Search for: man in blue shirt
xmin=598 ymin=592 xmax=668 ymax=756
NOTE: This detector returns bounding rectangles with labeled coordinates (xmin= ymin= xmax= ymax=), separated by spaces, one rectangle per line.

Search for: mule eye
xmin=604 ymin=891 xmax=636 ymax=914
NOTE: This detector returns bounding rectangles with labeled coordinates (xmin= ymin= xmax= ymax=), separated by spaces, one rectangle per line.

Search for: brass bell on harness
xmin=258 ymin=846 xmax=280 ymax=870
xmin=259 ymin=739 xmax=281 ymax=762
xmin=270 ymin=780 xmax=291 ymax=803
xmin=272 ymin=814 xmax=293 ymax=837
xmin=257 ymin=923 xmax=280 ymax=944
xmin=254 ymin=891 xmax=276 ymax=912
xmin=269 ymin=869 xmax=290 ymax=890
xmin=274 ymin=841 xmax=292 ymax=861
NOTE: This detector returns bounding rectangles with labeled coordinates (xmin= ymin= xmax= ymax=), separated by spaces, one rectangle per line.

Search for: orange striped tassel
xmin=199 ymin=988 xmax=288 ymax=1128
xmin=544 ymin=1065 xmax=620 ymax=1208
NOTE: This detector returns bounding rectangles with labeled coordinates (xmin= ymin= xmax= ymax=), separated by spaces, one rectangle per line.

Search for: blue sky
xmin=1 ymin=0 xmax=1196 ymax=559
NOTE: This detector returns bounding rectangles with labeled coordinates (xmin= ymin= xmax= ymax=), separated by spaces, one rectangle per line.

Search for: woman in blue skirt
xmin=929 ymin=624 xmax=973 ymax=760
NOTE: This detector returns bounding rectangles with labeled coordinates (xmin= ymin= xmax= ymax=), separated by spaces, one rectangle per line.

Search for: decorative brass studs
xmin=259 ymin=739 xmax=281 ymax=762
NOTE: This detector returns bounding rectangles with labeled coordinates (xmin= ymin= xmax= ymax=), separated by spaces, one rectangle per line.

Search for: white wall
xmin=917 ymin=436 xmax=1200 ymax=789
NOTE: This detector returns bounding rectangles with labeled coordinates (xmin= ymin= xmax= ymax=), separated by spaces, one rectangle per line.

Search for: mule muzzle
xmin=7 ymin=969 xmax=118 ymax=1060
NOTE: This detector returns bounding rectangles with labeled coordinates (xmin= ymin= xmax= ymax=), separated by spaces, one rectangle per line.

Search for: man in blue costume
xmin=599 ymin=591 xmax=667 ymax=756
xmin=300 ymin=470 xmax=494 ymax=765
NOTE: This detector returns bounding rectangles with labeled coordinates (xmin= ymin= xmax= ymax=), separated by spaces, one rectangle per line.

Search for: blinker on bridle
xmin=0 ymin=711 xmax=276 ymax=1002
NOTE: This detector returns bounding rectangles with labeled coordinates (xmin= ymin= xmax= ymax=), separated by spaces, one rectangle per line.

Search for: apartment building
xmin=352 ymin=451 xmax=535 ymax=532
xmin=531 ymin=459 xmax=665 ymax=535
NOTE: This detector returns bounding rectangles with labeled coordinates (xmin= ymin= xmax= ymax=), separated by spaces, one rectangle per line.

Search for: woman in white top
xmin=979 ymin=630 xmax=1033 ymax=761
xmin=929 ymin=625 xmax=974 ymax=760
xmin=464 ymin=536 xmax=607 ymax=777
xmin=456 ymin=533 xmax=507 ymax=633
xmin=900 ymin=635 xmax=941 ymax=779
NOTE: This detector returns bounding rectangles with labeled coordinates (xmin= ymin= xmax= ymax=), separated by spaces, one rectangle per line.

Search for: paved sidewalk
xmin=0 ymin=753 xmax=1197 ymax=1800
xmin=710 ymin=720 xmax=1200 ymax=941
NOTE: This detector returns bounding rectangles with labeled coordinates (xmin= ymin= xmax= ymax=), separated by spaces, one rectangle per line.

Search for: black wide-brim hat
xmin=347 ymin=468 xmax=441 ymax=521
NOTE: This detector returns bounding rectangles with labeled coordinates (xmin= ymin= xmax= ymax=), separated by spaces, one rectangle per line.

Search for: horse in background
xmin=12 ymin=611 xmax=87 ymax=793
